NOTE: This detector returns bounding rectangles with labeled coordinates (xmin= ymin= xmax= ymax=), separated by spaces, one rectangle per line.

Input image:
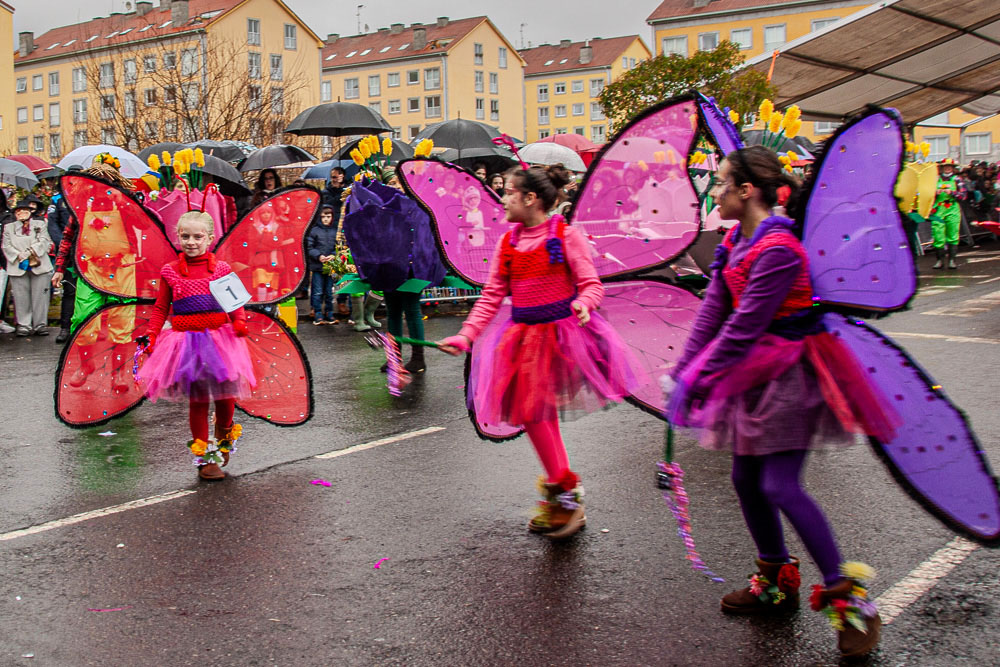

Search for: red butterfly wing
xmin=214 ymin=187 xmax=320 ymax=305
xmin=236 ymin=309 xmax=313 ymax=425
xmin=55 ymin=303 xmax=154 ymax=427
xmin=61 ymin=174 xmax=177 ymax=300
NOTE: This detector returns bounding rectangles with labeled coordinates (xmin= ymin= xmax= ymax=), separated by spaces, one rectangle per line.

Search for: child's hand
xmin=232 ymin=320 xmax=249 ymax=337
xmin=571 ymin=300 xmax=590 ymax=327
xmin=437 ymin=334 xmax=470 ymax=356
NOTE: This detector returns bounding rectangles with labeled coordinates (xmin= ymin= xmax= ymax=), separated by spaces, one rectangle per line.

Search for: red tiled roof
xmin=647 ymin=0 xmax=825 ymax=22
xmin=14 ymin=0 xmax=244 ymax=65
xmin=520 ymin=36 xmax=646 ymax=76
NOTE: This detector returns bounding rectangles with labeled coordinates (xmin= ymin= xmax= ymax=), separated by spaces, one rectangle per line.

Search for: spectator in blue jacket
xmin=306 ymin=204 xmax=340 ymax=325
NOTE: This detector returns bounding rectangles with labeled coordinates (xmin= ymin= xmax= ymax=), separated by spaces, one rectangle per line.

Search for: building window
xmin=181 ymin=49 xmax=199 ymax=76
xmin=368 ymin=75 xmax=380 ymax=96
xmin=49 ymin=103 xmax=60 ymax=126
xmin=345 ymin=78 xmax=359 ymax=99
xmin=572 ymin=103 xmax=584 ymax=116
xmin=925 ymin=136 xmax=949 ymax=161
xmin=144 ymin=121 xmax=158 ymax=141
xmin=554 ymin=105 xmax=566 ymax=118
xmin=474 ymin=42 xmax=483 ymax=65
xmin=590 ymin=78 xmax=605 ymax=97
xmin=591 ymin=125 xmax=606 ymax=143
xmin=17 ymin=137 xmax=28 ymax=153
xmin=555 ymin=82 xmax=566 ymax=95
xmin=73 ymin=131 xmax=86 ymax=149
xmin=163 ymin=51 xmax=177 ymax=70
xmin=124 ymin=91 xmax=136 ymax=119
xmin=539 ymin=129 xmax=550 ymax=139
xmin=143 ymin=55 xmax=157 ymax=73
xmin=698 ymin=32 xmax=719 ymax=51
xmin=391 ymin=127 xmax=401 ymax=139
xmin=164 ymin=117 xmax=177 ymax=139
xmin=49 ymin=133 xmax=61 ymax=159
xmin=811 ymin=17 xmax=839 ymax=31
xmin=247 ymin=18 xmax=261 ymax=45
xmin=16 ymin=77 xmax=26 ymax=93
xmin=271 ymin=88 xmax=284 ymax=114
xmin=730 ymin=28 xmax=752 ymax=50
xmin=490 ymin=99 xmax=499 ymax=122
xmin=72 ymin=99 xmax=87 ymax=124
xmin=571 ymin=80 xmax=583 ymax=93
xmin=248 ymin=52 xmax=261 ymax=79
xmin=662 ymin=35 xmax=687 ymax=56
xmin=538 ymin=107 xmax=549 ymax=125
xmin=368 ymin=101 xmax=381 ymax=115
xmin=409 ymin=125 xmax=421 ymax=141
xmin=388 ymin=72 xmax=400 ymax=87
xmin=248 ymin=85 xmax=261 ymax=110
xmin=489 ymin=72 xmax=498 ymax=94
xmin=163 ymin=86 xmax=177 ymax=105
xmin=474 ymin=71 xmax=483 ymax=93
xmin=475 ymin=98 xmax=484 ymax=120
xmin=32 ymin=105 xmax=43 ymax=122
xmin=425 ymin=96 xmax=441 ymax=118
xmin=48 ymin=72 xmax=60 ymax=96
xmin=965 ymin=132 xmax=991 ymax=155
xmin=763 ymin=24 xmax=786 ymax=52
xmin=284 ymin=23 xmax=297 ymax=50
xmin=591 ymin=102 xmax=605 ymax=121
xmin=101 ymin=128 xmax=117 ymax=145
xmin=813 ymin=121 xmax=839 ymax=134
xmin=269 ymin=54 xmax=282 ymax=81
xmin=623 ymin=56 xmax=629 ymax=69
xmin=407 ymin=70 xmax=419 ymax=85
xmin=143 ymin=88 xmax=157 ymax=106
xmin=321 ymin=81 xmax=332 ymax=103
xmin=630 ymin=57 xmax=636 ymax=68
xmin=124 ymin=59 xmax=137 ymax=85
xmin=388 ymin=99 xmax=401 ymax=114
xmin=32 ymin=74 xmax=42 ymax=91
xmin=33 ymin=135 xmax=44 ymax=153
xmin=99 ymin=95 xmax=114 ymax=121
xmin=17 ymin=107 xmax=27 ymax=123
xmin=182 ymin=118 xmax=197 ymax=142
xmin=424 ymin=67 xmax=440 ymax=90
xmin=556 ymin=128 xmax=568 ymax=135
xmin=537 ymin=84 xmax=549 ymax=102
xmin=70 ymin=68 xmax=85 ymax=93
xmin=98 ymin=63 xmax=114 ymax=88
xmin=499 ymin=46 xmax=508 ymax=68
xmin=182 ymin=83 xmax=199 ymax=109
xmin=408 ymin=97 xmax=420 ymax=112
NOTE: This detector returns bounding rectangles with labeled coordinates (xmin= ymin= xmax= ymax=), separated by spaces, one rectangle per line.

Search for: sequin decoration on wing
xmin=61 ymin=174 xmax=178 ymax=300
xmin=825 ymin=314 xmax=1000 ymax=544
xmin=235 ymin=310 xmax=313 ymax=425
xmin=212 ymin=186 xmax=319 ymax=305
xmin=397 ymin=159 xmax=507 ymax=287
xmin=570 ymin=95 xmax=701 ymax=278
xmin=55 ymin=303 xmax=154 ymax=427
xmin=800 ymin=108 xmax=915 ymax=312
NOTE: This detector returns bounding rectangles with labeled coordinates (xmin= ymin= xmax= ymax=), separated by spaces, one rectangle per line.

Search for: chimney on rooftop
xmin=171 ymin=0 xmax=189 ymax=26
xmin=436 ymin=17 xmax=449 ymax=28
xmin=136 ymin=1 xmax=153 ymax=15
xmin=413 ymin=26 xmax=427 ymax=50
xmin=390 ymin=23 xmax=404 ymax=34
xmin=560 ymin=39 xmax=571 ymax=48
xmin=327 ymin=33 xmax=339 ymax=44
xmin=18 ymin=32 xmax=34 ymax=57
xmin=579 ymin=41 xmax=593 ymax=65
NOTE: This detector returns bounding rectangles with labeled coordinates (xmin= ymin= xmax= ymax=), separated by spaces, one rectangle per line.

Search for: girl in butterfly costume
xmin=668 ymin=147 xmax=900 ymax=657
xmin=439 ymin=165 xmax=645 ymax=539
xmin=140 ymin=211 xmax=255 ymax=481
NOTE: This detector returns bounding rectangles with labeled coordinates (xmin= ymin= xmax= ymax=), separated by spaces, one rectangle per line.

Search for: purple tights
xmin=732 ymin=450 xmax=842 ymax=586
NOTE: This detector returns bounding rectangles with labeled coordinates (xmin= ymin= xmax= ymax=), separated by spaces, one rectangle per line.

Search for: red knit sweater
xmin=147 ymin=253 xmax=246 ymax=338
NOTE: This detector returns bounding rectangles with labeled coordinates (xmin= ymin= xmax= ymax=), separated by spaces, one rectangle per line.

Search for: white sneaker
xmin=0 ymin=321 xmax=15 ymax=334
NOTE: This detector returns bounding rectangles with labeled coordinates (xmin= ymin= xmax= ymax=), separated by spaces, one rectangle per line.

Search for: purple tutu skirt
xmin=140 ymin=324 xmax=256 ymax=403
xmin=467 ymin=311 xmax=646 ymax=429
xmin=667 ymin=332 xmax=900 ymax=455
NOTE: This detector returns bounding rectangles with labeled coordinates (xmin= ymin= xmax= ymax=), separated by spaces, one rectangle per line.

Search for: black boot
xmin=55 ymin=328 xmax=70 ymax=343
xmin=404 ymin=345 xmax=426 ymax=373
xmin=932 ymin=246 xmax=944 ymax=269
xmin=947 ymin=244 xmax=958 ymax=269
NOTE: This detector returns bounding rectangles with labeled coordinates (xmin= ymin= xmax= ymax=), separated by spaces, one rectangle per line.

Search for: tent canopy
xmin=744 ymin=0 xmax=1000 ymax=124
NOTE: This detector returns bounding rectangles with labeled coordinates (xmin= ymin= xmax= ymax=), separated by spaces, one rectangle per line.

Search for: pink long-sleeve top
xmin=458 ymin=220 xmax=603 ymax=342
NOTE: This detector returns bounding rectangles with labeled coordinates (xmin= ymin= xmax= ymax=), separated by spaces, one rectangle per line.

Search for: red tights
xmin=188 ymin=398 xmax=235 ymax=442
xmin=523 ymin=420 xmax=571 ymax=484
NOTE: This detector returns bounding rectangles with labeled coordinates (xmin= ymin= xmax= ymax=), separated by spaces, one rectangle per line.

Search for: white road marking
xmin=876 ymin=537 xmax=979 ymax=625
xmin=922 ymin=289 xmax=1000 ymax=316
xmin=0 ymin=490 xmax=196 ymax=542
xmin=978 ymin=276 xmax=1000 ymax=284
xmin=314 ymin=426 xmax=446 ymax=459
xmin=881 ymin=331 xmax=1000 ymax=345
xmin=0 ymin=427 xmax=447 ymax=542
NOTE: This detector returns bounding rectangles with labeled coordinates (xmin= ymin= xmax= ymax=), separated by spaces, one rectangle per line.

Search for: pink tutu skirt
xmin=140 ymin=324 xmax=256 ymax=403
xmin=467 ymin=312 xmax=646 ymax=429
xmin=668 ymin=332 xmax=900 ymax=455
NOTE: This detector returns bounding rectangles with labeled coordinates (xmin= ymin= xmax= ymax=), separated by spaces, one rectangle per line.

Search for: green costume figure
xmin=929 ymin=158 xmax=966 ymax=270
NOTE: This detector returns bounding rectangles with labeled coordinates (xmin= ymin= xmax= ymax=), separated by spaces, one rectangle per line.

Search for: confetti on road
xmin=98 ymin=431 xmax=116 ymax=437
xmin=374 ymin=558 xmax=390 ymax=569
xmin=310 ymin=479 xmax=332 ymax=487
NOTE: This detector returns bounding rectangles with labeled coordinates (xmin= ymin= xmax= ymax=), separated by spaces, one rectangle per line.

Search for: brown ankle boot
xmin=810 ymin=562 xmax=881 ymax=658
xmin=189 ymin=439 xmax=226 ymax=480
xmin=198 ymin=463 xmax=226 ymax=481
xmin=527 ymin=472 xmax=586 ymax=539
xmin=721 ymin=557 xmax=800 ymax=615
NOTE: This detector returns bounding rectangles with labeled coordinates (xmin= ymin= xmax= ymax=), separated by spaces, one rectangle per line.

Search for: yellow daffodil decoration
xmin=413 ymin=138 xmax=434 ymax=157
xmin=349 ymin=135 xmax=432 ymax=183
xmin=758 ymin=99 xmax=803 ymax=151
xmin=688 ymin=150 xmax=708 ymax=166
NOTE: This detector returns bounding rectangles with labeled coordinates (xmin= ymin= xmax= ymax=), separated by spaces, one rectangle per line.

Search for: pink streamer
xmin=492 ymin=134 xmax=528 ymax=171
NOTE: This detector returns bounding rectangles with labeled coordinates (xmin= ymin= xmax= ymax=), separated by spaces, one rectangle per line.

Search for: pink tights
xmin=523 ymin=421 xmax=571 ymax=484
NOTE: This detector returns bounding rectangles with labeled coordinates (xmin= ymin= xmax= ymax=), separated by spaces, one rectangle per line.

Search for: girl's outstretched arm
xmin=456 ymin=236 xmax=510 ymax=344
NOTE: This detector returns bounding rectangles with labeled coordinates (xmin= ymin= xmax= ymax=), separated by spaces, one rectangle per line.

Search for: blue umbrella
xmin=300 ymin=159 xmax=359 ymax=181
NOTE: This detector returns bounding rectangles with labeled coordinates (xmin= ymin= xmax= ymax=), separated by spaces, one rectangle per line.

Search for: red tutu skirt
xmin=466 ymin=312 xmax=646 ymax=429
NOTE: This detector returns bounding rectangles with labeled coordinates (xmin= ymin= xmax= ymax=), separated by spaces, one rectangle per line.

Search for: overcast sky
xmin=11 ymin=1 xmax=658 ymax=51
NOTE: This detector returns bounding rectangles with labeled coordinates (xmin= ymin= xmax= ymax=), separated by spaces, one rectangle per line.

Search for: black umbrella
xmin=332 ymin=138 xmax=414 ymax=164
xmin=238 ymin=144 xmax=317 ymax=172
xmin=413 ymin=119 xmax=521 ymax=152
xmin=187 ymin=139 xmax=252 ymax=164
xmin=199 ymin=154 xmax=250 ymax=195
xmin=284 ymin=102 xmax=393 ymax=137
xmin=137 ymin=142 xmax=185 ymax=162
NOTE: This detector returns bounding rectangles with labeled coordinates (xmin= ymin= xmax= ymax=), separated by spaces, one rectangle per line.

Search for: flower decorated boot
xmin=810 ymin=562 xmax=881 ymax=658
xmin=189 ymin=438 xmax=226 ymax=481
xmin=528 ymin=471 xmax=586 ymax=539
xmin=721 ymin=557 xmax=800 ymax=614
xmin=214 ymin=422 xmax=242 ymax=467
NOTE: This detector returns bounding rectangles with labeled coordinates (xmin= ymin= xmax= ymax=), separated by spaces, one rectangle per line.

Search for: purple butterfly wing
xmin=465 ymin=302 xmax=524 ymax=442
xmin=825 ymin=314 xmax=1000 ymax=543
xmin=802 ymin=109 xmax=915 ymax=311
xmin=696 ymin=93 xmax=744 ymax=156
xmin=398 ymin=159 xmax=508 ymax=287
xmin=599 ymin=280 xmax=702 ymax=416
xmin=570 ymin=96 xmax=701 ymax=278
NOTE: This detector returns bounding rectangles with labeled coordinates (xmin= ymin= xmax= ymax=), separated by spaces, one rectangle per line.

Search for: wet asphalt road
xmin=3 ymin=244 xmax=1000 ymax=666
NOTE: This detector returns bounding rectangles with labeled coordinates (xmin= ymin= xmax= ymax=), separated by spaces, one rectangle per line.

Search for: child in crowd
xmin=306 ymin=204 xmax=340 ymax=325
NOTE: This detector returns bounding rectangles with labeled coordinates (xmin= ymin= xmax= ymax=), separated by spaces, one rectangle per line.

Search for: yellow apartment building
xmin=0 ymin=1 xmax=14 ymax=152
xmin=520 ymin=36 xmax=652 ymax=144
xmin=12 ymin=0 xmax=322 ymax=162
xmin=319 ymin=16 xmax=525 ymax=146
